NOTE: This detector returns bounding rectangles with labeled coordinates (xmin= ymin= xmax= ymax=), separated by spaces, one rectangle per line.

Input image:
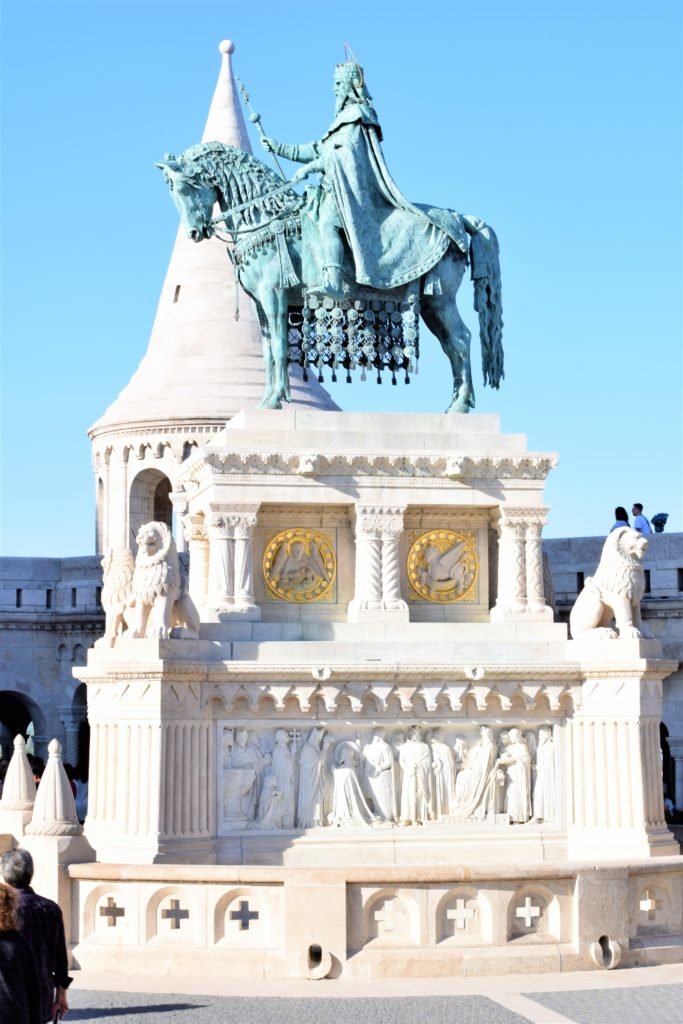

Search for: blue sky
xmin=1 ymin=0 xmax=681 ymax=556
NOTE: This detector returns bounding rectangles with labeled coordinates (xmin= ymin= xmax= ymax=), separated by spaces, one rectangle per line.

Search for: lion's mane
xmin=101 ymin=548 xmax=135 ymax=609
xmin=133 ymin=522 xmax=180 ymax=606
xmin=588 ymin=527 xmax=646 ymax=601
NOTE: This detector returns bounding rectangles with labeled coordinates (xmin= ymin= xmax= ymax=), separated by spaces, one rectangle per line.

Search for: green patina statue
xmin=158 ymin=57 xmax=503 ymax=412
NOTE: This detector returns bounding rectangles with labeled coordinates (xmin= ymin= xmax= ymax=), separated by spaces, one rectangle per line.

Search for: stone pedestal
xmin=82 ymin=640 xmax=220 ymax=864
xmin=72 ymin=411 xmax=682 ymax=978
xmin=565 ymin=639 xmax=680 ymax=860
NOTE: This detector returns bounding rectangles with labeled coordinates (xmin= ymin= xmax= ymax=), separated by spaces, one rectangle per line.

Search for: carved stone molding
xmin=178 ymin=452 xmax=559 ymax=487
xmin=197 ymin=676 xmax=576 ymax=716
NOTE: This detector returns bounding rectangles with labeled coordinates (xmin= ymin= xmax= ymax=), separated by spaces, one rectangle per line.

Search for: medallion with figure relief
xmin=263 ymin=528 xmax=336 ymax=602
xmin=407 ymin=529 xmax=478 ymax=603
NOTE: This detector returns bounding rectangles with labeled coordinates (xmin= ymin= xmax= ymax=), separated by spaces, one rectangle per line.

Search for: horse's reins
xmin=207 ymin=181 xmax=304 ymax=320
xmin=209 ymin=181 xmax=301 ymax=237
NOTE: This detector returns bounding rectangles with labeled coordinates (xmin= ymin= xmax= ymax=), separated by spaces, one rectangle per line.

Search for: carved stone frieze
xmin=197 ymin=676 xmax=575 ymax=716
xmin=177 ymin=451 xmax=559 ymax=487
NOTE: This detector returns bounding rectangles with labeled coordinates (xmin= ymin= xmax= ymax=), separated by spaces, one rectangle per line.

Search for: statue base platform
xmin=72 ymin=409 xmax=682 ymax=979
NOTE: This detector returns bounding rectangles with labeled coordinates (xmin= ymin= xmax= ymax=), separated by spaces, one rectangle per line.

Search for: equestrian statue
xmin=158 ymin=56 xmax=503 ymax=412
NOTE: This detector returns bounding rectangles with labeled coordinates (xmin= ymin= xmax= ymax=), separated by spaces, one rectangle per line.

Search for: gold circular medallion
xmin=263 ymin=528 xmax=336 ymax=603
xmin=407 ymin=530 xmax=478 ymax=603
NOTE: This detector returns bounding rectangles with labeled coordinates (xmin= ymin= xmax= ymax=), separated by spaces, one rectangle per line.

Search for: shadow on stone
xmin=68 ymin=1005 xmax=206 ymax=1020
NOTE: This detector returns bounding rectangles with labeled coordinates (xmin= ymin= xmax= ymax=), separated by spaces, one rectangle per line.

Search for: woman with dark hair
xmin=610 ymin=507 xmax=630 ymax=532
xmin=0 ymin=882 xmax=40 ymax=1024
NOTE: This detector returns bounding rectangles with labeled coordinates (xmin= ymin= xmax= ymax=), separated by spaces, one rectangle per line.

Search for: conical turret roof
xmin=90 ymin=40 xmax=338 ymax=438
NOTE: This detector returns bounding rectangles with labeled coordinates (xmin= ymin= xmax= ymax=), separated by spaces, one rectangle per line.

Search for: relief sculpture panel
xmin=407 ymin=530 xmax=478 ymax=603
xmin=216 ymin=722 xmax=560 ymax=834
xmin=262 ymin=528 xmax=337 ymax=603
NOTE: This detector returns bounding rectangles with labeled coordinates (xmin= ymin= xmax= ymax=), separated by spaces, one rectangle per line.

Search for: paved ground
xmin=67 ymin=964 xmax=683 ymax=1024
xmin=67 ymin=993 xmax=530 ymax=1024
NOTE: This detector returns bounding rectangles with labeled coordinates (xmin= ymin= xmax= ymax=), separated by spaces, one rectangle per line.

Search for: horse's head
xmin=156 ymin=155 xmax=218 ymax=242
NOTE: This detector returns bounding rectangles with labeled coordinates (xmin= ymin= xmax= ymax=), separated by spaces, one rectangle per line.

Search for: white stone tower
xmin=89 ymin=40 xmax=338 ymax=554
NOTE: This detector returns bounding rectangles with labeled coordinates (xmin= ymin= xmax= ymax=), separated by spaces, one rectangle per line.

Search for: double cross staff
xmin=235 ymin=76 xmax=287 ymax=181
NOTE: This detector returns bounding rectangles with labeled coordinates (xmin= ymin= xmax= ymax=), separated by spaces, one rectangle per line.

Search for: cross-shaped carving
xmin=374 ymin=899 xmax=406 ymax=934
xmin=447 ymin=898 xmax=475 ymax=931
xmin=230 ymin=899 xmax=259 ymax=931
xmin=161 ymin=898 xmax=189 ymax=930
xmin=639 ymin=889 xmax=662 ymax=921
xmin=99 ymin=896 xmax=125 ymax=928
xmin=515 ymin=896 xmax=541 ymax=928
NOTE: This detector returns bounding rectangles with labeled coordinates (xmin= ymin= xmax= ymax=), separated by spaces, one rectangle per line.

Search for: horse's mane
xmin=177 ymin=141 xmax=302 ymax=227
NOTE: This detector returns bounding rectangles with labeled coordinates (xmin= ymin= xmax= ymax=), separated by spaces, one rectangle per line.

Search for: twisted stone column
xmin=525 ymin=509 xmax=551 ymax=618
xmin=381 ymin=514 xmax=408 ymax=611
xmin=207 ymin=514 xmax=233 ymax=610
xmin=232 ymin=512 xmax=258 ymax=612
xmin=491 ymin=508 xmax=528 ymax=621
xmin=349 ymin=506 xmax=407 ymax=620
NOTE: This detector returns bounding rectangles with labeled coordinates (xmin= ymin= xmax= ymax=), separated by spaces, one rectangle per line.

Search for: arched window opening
xmin=129 ymin=468 xmax=173 ymax=551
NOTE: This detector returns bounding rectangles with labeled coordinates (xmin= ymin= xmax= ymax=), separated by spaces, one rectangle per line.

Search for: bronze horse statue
xmin=158 ymin=142 xmax=503 ymax=411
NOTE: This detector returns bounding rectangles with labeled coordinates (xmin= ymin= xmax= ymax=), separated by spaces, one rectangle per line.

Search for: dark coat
xmin=0 ymin=928 xmax=42 ymax=1024
xmin=16 ymin=888 xmax=71 ymax=1024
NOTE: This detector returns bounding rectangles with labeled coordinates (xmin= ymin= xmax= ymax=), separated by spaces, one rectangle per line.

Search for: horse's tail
xmin=467 ymin=222 xmax=504 ymax=390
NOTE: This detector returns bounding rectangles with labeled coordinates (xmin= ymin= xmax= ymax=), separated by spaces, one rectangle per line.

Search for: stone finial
xmin=25 ymin=739 xmax=83 ymax=837
xmin=0 ymin=735 xmax=36 ymax=811
xmin=219 ymin=39 xmax=235 ymax=55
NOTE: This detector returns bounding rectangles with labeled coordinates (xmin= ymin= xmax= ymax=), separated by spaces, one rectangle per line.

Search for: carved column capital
xmin=229 ymin=512 xmax=258 ymax=540
xmin=355 ymin=505 xmax=406 ymax=539
xmin=182 ymin=513 xmax=208 ymax=544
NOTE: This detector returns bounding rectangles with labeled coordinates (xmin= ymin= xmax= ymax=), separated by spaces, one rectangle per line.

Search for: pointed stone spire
xmin=25 ymin=739 xmax=82 ymax=837
xmin=202 ymin=40 xmax=251 ymax=148
xmin=0 ymin=735 xmax=36 ymax=810
xmin=91 ymin=39 xmax=337 ymax=435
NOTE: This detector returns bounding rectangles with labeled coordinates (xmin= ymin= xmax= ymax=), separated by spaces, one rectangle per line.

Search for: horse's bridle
xmin=209 ymin=181 xmax=302 ymax=241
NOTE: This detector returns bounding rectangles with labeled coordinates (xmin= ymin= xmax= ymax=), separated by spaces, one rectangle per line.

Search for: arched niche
xmin=129 ymin=468 xmax=173 ymax=550
xmin=0 ymin=691 xmax=44 ymax=761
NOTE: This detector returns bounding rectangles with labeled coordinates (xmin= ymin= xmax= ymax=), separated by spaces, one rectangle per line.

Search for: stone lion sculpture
xmin=131 ymin=521 xmax=200 ymax=640
xmin=569 ymin=527 xmax=651 ymax=640
xmin=101 ymin=547 xmax=136 ymax=646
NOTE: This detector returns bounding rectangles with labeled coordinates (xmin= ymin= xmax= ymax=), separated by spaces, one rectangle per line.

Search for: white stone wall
xmin=0 ymin=556 xmax=102 ymax=763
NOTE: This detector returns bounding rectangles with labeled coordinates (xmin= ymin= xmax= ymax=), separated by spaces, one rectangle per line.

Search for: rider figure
xmin=263 ymin=60 xmax=466 ymax=300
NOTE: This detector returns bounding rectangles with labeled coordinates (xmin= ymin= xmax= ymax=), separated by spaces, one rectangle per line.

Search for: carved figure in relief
xmin=430 ymin=727 xmax=457 ymax=818
xmin=256 ymin=773 xmax=284 ymax=829
xmin=222 ymin=728 xmax=235 ymax=768
xmin=101 ymin=548 xmax=136 ymax=646
xmin=391 ymin=732 xmax=405 ymax=818
xmin=271 ymin=539 xmax=330 ymax=591
xmin=329 ymin=743 xmax=378 ymax=827
xmin=452 ymin=735 xmax=467 ymax=768
xmin=231 ymin=727 xmax=269 ymax=820
xmin=419 ymin=541 xmax=467 ymax=589
xmin=407 ymin=530 xmax=478 ymax=604
xmin=498 ymin=728 xmax=531 ymax=823
xmin=297 ymin=727 xmax=329 ymax=828
xmin=532 ymin=727 xmax=557 ymax=823
xmin=569 ymin=527 xmax=651 ymax=640
xmin=131 ymin=522 xmax=200 ymax=640
xmin=271 ymin=729 xmax=296 ymax=829
xmin=451 ymin=726 xmax=497 ymax=820
xmin=361 ymin=727 xmax=395 ymax=821
xmin=398 ymin=727 xmax=433 ymax=825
